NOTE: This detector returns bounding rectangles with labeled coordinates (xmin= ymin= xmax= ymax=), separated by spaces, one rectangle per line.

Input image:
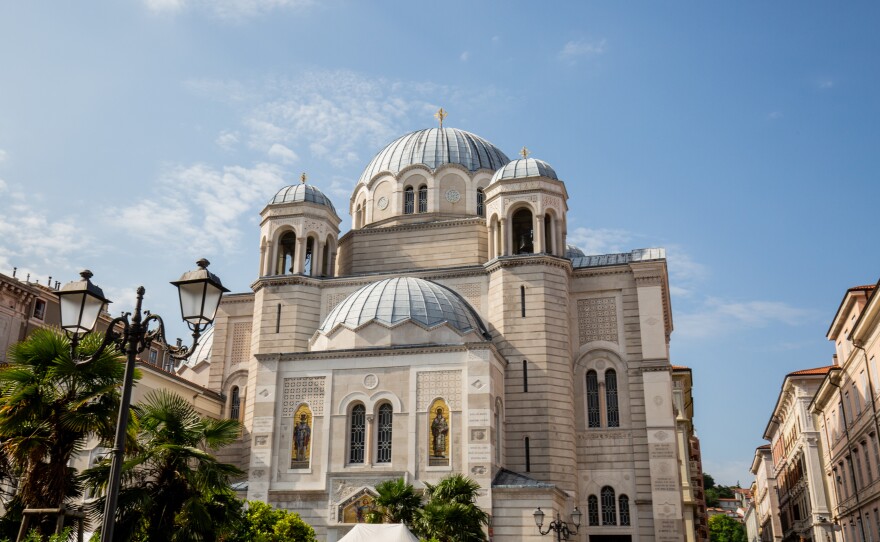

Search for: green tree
xmin=703 ymin=473 xmax=716 ymax=490
xmin=708 ymin=514 xmax=747 ymax=542
xmin=224 ymin=500 xmax=317 ymax=542
xmin=415 ymin=474 xmax=488 ymax=542
xmin=83 ymin=389 xmax=243 ymax=541
xmin=0 ymin=328 xmax=124 ymax=530
xmin=368 ymin=478 xmax=422 ymax=527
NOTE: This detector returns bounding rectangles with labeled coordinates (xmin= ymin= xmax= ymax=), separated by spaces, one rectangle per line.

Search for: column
xmin=314 ymin=241 xmax=324 ymax=277
xmin=488 ymin=222 xmax=496 ymax=259
xmin=293 ymin=237 xmax=306 ymax=274
xmin=535 ymin=214 xmax=545 ymax=254
xmin=500 ymin=218 xmax=508 ymax=256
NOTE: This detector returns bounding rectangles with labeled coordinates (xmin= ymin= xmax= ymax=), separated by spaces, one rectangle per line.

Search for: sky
xmin=1 ymin=1 xmax=879 ymax=487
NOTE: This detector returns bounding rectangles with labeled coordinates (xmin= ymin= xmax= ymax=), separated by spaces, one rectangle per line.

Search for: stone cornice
xmin=355 ymin=162 xmax=496 ymax=197
xmin=338 ymin=217 xmax=484 ymax=246
xmin=483 ymin=177 xmax=569 ymax=203
xmin=259 ymin=204 xmax=341 ymax=225
xmin=571 ymin=265 xmax=632 ymax=279
xmin=220 ymin=293 xmax=255 ymax=305
xmin=258 ymin=341 xmax=502 ymax=363
xmin=483 ymin=254 xmax=572 ymax=274
xmin=251 ymin=265 xmax=492 ymax=294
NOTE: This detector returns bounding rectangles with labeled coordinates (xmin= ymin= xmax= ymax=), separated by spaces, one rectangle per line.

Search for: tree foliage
xmin=224 ymin=500 xmax=317 ymax=542
xmin=703 ymin=472 xmax=736 ymax=508
xmin=82 ymin=389 xmax=243 ymax=541
xmin=709 ymin=514 xmax=747 ymax=542
xmin=368 ymin=478 xmax=422 ymax=527
xmin=0 ymin=328 xmax=125 ymax=537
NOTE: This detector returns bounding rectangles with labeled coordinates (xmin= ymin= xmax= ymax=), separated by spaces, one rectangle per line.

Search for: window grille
xmin=418 ymin=185 xmax=427 ymax=213
xmin=619 ymin=495 xmax=631 ymax=526
xmin=349 ymin=404 xmax=366 ymax=463
xmin=588 ymin=495 xmax=599 ymax=526
xmin=601 ymin=486 xmax=617 ymax=525
xmin=606 ymin=369 xmax=620 ymax=427
xmin=377 ymin=404 xmax=393 ymax=463
xmin=230 ymin=387 xmax=241 ymax=420
xmin=586 ymin=371 xmax=600 ymax=428
xmin=477 ymin=189 xmax=485 ymax=217
xmin=404 ymin=187 xmax=414 ymax=214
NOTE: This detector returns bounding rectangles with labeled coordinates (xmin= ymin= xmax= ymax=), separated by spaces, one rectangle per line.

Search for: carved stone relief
xmin=577 ymin=297 xmax=619 ymax=345
xmin=282 ymin=377 xmax=326 ymax=417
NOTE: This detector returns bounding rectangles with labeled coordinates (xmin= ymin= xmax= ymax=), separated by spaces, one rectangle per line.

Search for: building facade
xmin=673 ymin=366 xmax=709 ymax=542
xmin=763 ymin=367 xmax=835 ymax=542
xmin=750 ymin=444 xmax=783 ymax=542
xmin=194 ymin=125 xmax=692 ymax=541
xmin=810 ymin=283 xmax=880 ymax=542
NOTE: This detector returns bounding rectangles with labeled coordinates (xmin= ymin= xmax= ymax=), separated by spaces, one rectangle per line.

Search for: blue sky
xmin=1 ymin=1 xmax=879 ymax=486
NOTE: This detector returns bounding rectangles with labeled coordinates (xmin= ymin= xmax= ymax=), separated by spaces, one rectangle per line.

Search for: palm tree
xmin=0 ymin=328 xmax=124 ymax=511
xmin=368 ymin=478 xmax=422 ymax=527
xmin=82 ymin=389 xmax=243 ymax=541
xmin=416 ymin=474 xmax=488 ymax=542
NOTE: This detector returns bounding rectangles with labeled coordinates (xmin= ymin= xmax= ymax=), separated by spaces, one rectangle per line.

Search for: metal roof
xmin=490 ymin=157 xmax=558 ymax=183
xmin=319 ymin=277 xmax=483 ymax=335
xmin=270 ymin=183 xmax=336 ymax=212
xmin=358 ymin=128 xmax=510 ymax=186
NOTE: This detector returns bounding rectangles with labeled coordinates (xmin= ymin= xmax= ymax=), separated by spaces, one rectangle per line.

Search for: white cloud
xmin=267 ymin=143 xmax=298 ymax=164
xmin=107 ymin=162 xmax=285 ymax=254
xmin=675 ymin=297 xmax=817 ymax=340
xmin=558 ymin=38 xmax=607 ymax=62
xmin=818 ymin=78 xmax=834 ymax=89
xmin=216 ymin=130 xmax=240 ymax=151
xmin=0 ymin=181 xmax=94 ymax=279
xmin=566 ymin=227 xmax=634 ymax=255
xmin=460 ymin=51 xmax=470 ymax=62
xmin=767 ymin=111 xmax=783 ymax=120
xmin=0 ymin=150 xmax=7 ymax=164
xmin=144 ymin=0 xmax=313 ymax=20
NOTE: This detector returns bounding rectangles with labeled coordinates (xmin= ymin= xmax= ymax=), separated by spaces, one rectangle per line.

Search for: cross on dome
xmin=434 ymin=107 xmax=448 ymax=128
xmin=520 ymin=146 xmax=530 ymax=159
xmin=300 ymin=172 xmax=307 ymax=184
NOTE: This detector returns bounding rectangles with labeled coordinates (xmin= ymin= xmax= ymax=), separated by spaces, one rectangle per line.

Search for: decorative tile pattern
xmin=577 ymin=297 xmax=618 ymax=345
xmin=230 ymin=322 xmax=252 ymax=365
xmin=282 ymin=377 xmax=326 ymax=417
xmin=417 ymin=370 xmax=462 ymax=411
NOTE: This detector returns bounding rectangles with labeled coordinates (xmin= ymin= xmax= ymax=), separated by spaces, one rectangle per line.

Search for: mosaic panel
xmin=417 ymin=370 xmax=462 ymax=411
xmin=577 ymin=297 xmax=618 ymax=345
xmin=230 ymin=322 xmax=252 ymax=365
xmin=282 ymin=377 xmax=326 ymax=417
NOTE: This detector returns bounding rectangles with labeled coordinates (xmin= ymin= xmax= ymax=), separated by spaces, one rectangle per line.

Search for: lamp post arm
xmin=68 ymin=314 xmax=129 ymax=366
xmin=141 ymin=312 xmax=205 ymax=362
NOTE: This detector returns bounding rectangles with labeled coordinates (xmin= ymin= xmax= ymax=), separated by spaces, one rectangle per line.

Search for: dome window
xmin=404 ymin=187 xmax=414 ymax=214
xmin=418 ymin=185 xmax=428 ymax=213
xmin=477 ymin=188 xmax=485 ymax=217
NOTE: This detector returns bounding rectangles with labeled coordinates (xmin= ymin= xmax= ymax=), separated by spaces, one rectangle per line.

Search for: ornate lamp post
xmin=534 ymin=507 xmax=582 ymax=541
xmin=57 ymin=259 xmax=228 ymax=542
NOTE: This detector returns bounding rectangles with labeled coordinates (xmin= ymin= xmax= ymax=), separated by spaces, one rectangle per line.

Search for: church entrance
xmin=589 ymin=536 xmax=632 ymax=542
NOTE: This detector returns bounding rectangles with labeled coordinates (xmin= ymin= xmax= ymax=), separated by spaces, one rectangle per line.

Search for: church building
xmin=185 ymin=119 xmax=687 ymax=541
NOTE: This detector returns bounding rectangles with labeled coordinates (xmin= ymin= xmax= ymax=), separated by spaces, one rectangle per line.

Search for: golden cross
xmin=300 ymin=172 xmax=307 ymax=184
xmin=434 ymin=107 xmax=448 ymax=128
xmin=520 ymin=146 xmax=530 ymax=159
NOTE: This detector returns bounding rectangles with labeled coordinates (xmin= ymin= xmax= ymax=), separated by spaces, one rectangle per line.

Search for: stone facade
xmin=198 ymin=126 xmax=689 ymax=541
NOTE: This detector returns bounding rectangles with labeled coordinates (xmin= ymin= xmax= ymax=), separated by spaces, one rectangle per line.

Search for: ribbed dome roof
xmin=182 ymin=326 xmax=213 ymax=368
xmin=490 ymin=158 xmax=558 ymax=184
xmin=319 ymin=277 xmax=483 ymax=335
xmin=565 ymin=245 xmax=586 ymax=259
xmin=270 ymin=183 xmax=336 ymax=213
xmin=358 ymin=128 xmax=510 ymax=186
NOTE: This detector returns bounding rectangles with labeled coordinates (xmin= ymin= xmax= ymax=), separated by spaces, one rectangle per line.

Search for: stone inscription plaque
xmin=468 ymin=409 xmax=490 ymax=426
xmin=253 ymin=416 xmax=274 ymax=433
xmin=468 ymin=444 xmax=491 ymax=463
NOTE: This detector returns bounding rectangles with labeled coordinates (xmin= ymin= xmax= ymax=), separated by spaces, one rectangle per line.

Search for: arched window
xmin=304 ymin=237 xmax=315 ymax=276
xmin=601 ymin=486 xmax=617 ymax=525
xmin=277 ymin=232 xmax=296 ymax=275
xmin=619 ymin=495 xmax=631 ymax=526
xmin=512 ymin=208 xmax=534 ymax=254
xmin=586 ymin=370 xmax=600 ymax=428
xmin=418 ymin=185 xmax=428 ymax=213
xmin=544 ymin=214 xmax=552 ymax=254
xmin=376 ymin=403 xmax=393 ymax=463
xmin=404 ymin=187 xmax=414 ymax=214
xmin=525 ymin=437 xmax=531 ymax=472
xmin=606 ymin=369 xmax=619 ymax=427
xmin=477 ymin=188 xmax=485 ymax=217
xmin=355 ymin=204 xmax=362 ymax=228
xmin=321 ymin=242 xmax=330 ymax=276
xmin=230 ymin=386 xmax=241 ymax=420
xmin=349 ymin=404 xmax=366 ymax=464
xmin=588 ymin=495 xmax=599 ymax=526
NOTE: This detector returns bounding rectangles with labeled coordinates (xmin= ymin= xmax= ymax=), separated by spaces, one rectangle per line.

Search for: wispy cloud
xmin=0 ymin=150 xmax=7 ymax=164
xmin=0 ymin=180 xmax=94 ymax=279
xmin=144 ymin=0 xmax=313 ymax=20
xmin=767 ymin=111 xmax=783 ymax=120
xmin=817 ymin=78 xmax=834 ymax=90
xmin=567 ymin=227 xmax=635 ymax=255
xmin=558 ymin=38 xmax=607 ymax=63
xmin=675 ymin=297 xmax=817 ymax=340
xmin=267 ymin=143 xmax=298 ymax=164
xmin=460 ymin=51 xmax=470 ymax=62
xmin=107 ymin=162 xmax=285 ymax=254
xmin=216 ymin=130 xmax=240 ymax=151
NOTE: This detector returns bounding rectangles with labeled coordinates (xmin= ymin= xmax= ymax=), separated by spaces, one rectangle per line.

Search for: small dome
xmin=490 ymin=158 xmax=558 ymax=184
xmin=565 ymin=245 xmax=586 ymax=259
xmin=358 ymin=127 xmax=510 ymax=186
xmin=270 ymin=183 xmax=336 ymax=213
xmin=182 ymin=326 xmax=213 ymax=368
xmin=319 ymin=277 xmax=483 ymax=335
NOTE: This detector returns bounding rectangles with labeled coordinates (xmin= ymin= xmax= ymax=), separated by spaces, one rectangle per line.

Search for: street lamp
xmin=57 ymin=259 xmax=228 ymax=542
xmin=534 ymin=507 xmax=582 ymax=541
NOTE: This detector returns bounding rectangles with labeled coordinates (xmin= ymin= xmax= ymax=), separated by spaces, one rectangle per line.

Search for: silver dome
xmin=319 ymin=277 xmax=484 ymax=335
xmin=565 ymin=244 xmax=586 ymax=259
xmin=270 ymin=183 xmax=336 ymax=213
xmin=490 ymin=158 xmax=558 ymax=183
xmin=182 ymin=326 xmax=213 ymax=368
xmin=358 ymin=128 xmax=510 ymax=186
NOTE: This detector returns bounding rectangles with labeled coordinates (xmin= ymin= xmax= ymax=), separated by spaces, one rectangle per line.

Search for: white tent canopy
xmin=337 ymin=524 xmax=419 ymax=542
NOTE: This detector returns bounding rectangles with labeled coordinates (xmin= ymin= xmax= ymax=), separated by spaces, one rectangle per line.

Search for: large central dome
xmin=358 ymin=127 xmax=510 ymax=186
